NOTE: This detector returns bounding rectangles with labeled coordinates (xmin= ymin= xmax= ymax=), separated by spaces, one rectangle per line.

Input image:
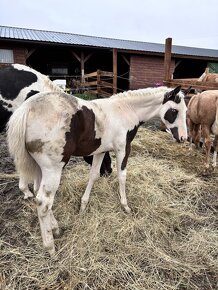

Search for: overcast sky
xmin=1 ymin=0 xmax=218 ymax=50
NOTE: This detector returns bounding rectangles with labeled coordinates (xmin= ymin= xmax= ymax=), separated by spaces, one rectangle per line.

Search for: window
xmin=51 ymin=67 xmax=68 ymax=75
xmin=0 ymin=49 xmax=14 ymax=63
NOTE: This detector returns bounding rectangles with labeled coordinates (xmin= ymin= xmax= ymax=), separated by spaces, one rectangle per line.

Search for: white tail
xmin=7 ymin=103 xmax=40 ymax=182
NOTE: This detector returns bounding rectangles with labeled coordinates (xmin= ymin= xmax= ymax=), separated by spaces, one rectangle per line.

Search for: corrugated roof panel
xmin=0 ymin=26 xmax=218 ymax=58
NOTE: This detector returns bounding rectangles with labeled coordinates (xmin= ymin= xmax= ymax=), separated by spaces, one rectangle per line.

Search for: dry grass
xmin=0 ymin=128 xmax=218 ymax=290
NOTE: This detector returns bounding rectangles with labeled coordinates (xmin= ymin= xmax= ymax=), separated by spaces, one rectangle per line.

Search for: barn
xmin=0 ymin=25 xmax=218 ymax=95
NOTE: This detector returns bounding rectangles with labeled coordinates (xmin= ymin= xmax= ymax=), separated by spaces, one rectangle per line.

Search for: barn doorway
xmin=173 ymin=58 xmax=207 ymax=79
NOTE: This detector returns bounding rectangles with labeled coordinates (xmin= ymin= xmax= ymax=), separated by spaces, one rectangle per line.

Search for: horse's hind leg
xmin=35 ymin=165 xmax=63 ymax=255
xmin=115 ymin=145 xmax=131 ymax=213
xmin=212 ymin=135 xmax=218 ymax=167
xmin=189 ymin=122 xmax=201 ymax=149
xmin=201 ymin=125 xmax=211 ymax=169
xmin=80 ymin=153 xmax=105 ymax=213
xmin=19 ymin=175 xmax=34 ymax=199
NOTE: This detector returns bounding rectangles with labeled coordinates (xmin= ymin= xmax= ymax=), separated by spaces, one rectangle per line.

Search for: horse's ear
xmin=164 ymin=86 xmax=181 ymax=102
xmin=182 ymin=86 xmax=192 ymax=95
xmin=172 ymin=85 xmax=182 ymax=96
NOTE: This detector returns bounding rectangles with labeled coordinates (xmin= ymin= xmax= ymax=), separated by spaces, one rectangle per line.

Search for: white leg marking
xmin=36 ymin=166 xmax=62 ymax=255
xmin=19 ymin=175 xmax=34 ymax=199
xmin=212 ymin=151 xmax=217 ymax=167
xmin=80 ymin=153 xmax=105 ymax=213
xmin=116 ymin=149 xmax=131 ymax=213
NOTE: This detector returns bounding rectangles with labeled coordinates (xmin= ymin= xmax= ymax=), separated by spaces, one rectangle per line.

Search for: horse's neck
xmin=41 ymin=75 xmax=63 ymax=92
xmin=122 ymin=89 xmax=165 ymax=123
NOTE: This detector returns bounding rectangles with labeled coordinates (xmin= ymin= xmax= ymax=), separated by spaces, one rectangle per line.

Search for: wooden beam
xmin=26 ymin=49 xmax=36 ymax=59
xmin=164 ymin=38 xmax=172 ymax=81
xmin=113 ymin=48 xmax=117 ymax=94
xmin=164 ymin=79 xmax=218 ymax=90
xmin=71 ymin=51 xmax=81 ymax=62
xmin=121 ymin=55 xmax=130 ymax=66
xmin=84 ymin=71 xmax=98 ymax=78
xmin=84 ymin=53 xmax=92 ymax=63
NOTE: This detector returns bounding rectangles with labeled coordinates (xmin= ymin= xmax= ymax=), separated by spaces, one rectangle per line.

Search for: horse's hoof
xmin=124 ymin=206 xmax=131 ymax=214
xmin=52 ymin=227 xmax=62 ymax=238
xmin=24 ymin=193 xmax=34 ymax=199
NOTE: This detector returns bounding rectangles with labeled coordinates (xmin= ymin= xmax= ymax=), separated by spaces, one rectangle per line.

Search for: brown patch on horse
xmin=26 ymin=139 xmax=45 ymax=153
xmin=62 ymin=106 xmax=101 ymax=163
xmin=121 ymin=125 xmax=140 ymax=170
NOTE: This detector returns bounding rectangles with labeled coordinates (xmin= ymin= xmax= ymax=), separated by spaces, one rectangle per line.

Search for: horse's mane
xmin=110 ymin=86 xmax=171 ymax=100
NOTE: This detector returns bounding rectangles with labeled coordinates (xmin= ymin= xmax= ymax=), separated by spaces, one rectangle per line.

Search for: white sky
xmin=1 ymin=0 xmax=218 ymax=50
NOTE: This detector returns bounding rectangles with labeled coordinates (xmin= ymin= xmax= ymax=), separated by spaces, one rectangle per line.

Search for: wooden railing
xmin=83 ymin=70 xmax=113 ymax=97
xmin=164 ymin=78 xmax=218 ymax=91
xmin=164 ymin=38 xmax=218 ymax=91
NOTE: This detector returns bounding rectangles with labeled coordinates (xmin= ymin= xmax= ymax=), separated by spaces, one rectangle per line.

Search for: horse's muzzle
xmin=170 ymin=127 xmax=187 ymax=143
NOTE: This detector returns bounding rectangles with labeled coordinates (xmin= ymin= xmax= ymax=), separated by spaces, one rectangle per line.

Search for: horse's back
xmin=188 ymin=90 xmax=218 ymax=125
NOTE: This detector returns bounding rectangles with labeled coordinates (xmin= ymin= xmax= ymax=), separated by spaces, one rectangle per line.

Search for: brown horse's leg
xmin=201 ymin=125 xmax=211 ymax=169
xmin=188 ymin=119 xmax=201 ymax=149
xmin=192 ymin=124 xmax=201 ymax=149
xmin=212 ymin=135 xmax=218 ymax=167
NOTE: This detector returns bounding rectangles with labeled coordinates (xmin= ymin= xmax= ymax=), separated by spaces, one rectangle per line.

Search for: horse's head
xmin=160 ymin=86 xmax=188 ymax=143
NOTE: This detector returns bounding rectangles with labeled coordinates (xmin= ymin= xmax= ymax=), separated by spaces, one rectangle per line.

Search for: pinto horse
xmin=187 ymin=90 xmax=218 ymax=172
xmin=0 ymin=64 xmax=112 ymax=191
xmin=7 ymin=86 xmax=187 ymax=255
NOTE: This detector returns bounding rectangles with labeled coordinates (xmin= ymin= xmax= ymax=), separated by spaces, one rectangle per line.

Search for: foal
xmin=187 ymin=90 xmax=218 ymax=171
xmin=7 ymin=86 xmax=187 ymax=255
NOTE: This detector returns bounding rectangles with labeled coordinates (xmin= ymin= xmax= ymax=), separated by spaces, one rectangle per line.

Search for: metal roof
xmin=1 ymin=25 xmax=218 ymax=58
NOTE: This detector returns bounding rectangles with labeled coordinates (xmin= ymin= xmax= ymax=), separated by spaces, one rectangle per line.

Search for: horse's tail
xmin=7 ymin=103 xmax=40 ymax=182
xmin=211 ymin=99 xmax=218 ymax=135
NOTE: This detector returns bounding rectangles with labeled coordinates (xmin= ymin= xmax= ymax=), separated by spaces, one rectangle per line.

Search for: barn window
xmin=51 ymin=67 xmax=68 ymax=75
xmin=0 ymin=49 xmax=14 ymax=63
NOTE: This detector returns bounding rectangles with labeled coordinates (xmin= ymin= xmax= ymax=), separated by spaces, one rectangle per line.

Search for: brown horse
xmin=198 ymin=68 xmax=218 ymax=83
xmin=187 ymin=90 xmax=218 ymax=172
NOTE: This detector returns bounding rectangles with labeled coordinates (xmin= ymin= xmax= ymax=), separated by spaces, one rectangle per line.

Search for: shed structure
xmin=1 ymin=25 xmax=218 ymax=95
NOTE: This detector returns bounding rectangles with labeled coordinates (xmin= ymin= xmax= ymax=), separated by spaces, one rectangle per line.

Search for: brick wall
xmin=13 ymin=47 xmax=27 ymax=64
xmin=130 ymin=55 xmax=175 ymax=89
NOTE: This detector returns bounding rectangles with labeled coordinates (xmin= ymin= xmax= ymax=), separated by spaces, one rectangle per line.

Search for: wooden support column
xmin=97 ymin=69 xmax=101 ymax=96
xmin=81 ymin=52 xmax=85 ymax=84
xmin=71 ymin=50 xmax=93 ymax=84
xmin=164 ymin=38 xmax=172 ymax=82
xmin=113 ymin=48 xmax=117 ymax=94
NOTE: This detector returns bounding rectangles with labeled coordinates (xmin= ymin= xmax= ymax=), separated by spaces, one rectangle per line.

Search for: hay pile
xmin=0 ymin=128 xmax=218 ymax=290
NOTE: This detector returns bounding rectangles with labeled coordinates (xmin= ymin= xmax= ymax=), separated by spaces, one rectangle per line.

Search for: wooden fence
xmin=163 ymin=38 xmax=218 ymax=91
xmin=83 ymin=70 xmax=113 ymax=97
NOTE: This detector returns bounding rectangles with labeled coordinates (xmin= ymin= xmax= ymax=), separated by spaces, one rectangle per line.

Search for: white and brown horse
xmin=7 ymin=86 xmax=188 ymax=255
xmin=187 ymin=90 xmax=218 ymax=172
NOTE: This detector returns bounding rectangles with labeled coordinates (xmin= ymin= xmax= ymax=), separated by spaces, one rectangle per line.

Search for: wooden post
xmin=97 ymin=69 xmax=101 ymax=96
xmin=81 ymin=51 xmax=85 ymax=84
xmin=113 ymin=48 xmax=117 ymax=94
xmin=164 ymin=38 xmax=172 ymax=81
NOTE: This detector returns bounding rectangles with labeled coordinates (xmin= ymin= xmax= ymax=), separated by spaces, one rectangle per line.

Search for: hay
xmin=0 ymin=127 xmax=218 ymax=290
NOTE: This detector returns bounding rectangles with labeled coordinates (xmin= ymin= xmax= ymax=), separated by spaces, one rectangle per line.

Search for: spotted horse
xmin=7 ymin=85 xmax=188 ymax=255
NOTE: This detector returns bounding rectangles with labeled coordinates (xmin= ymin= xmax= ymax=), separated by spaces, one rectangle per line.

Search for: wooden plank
xmin=99 ymin=89 xmax=112 ymax=97
xmin=84 ymin=71 xmax=98 ymax=78
xmin=99 ymin=70 xmax=113 ymax=77
xmin=97 ymin=69 xmax=101 ymax=95
xmin=113 ymin=48 xmax=117 ymax=94
xmin=71 ymin=51 xmax=80 ymax=62
xmin=164 ymin=38 xmax=172 ymax=81
xmin=165 ymin=80 xmax=218 ymax=90
xmin=100 ymin=80 xmax=113 ymax=88
xmin=84 ymin=81 xmax=98 ymax=86
xmin=81 ymin=51 xmax=85 ymax=84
